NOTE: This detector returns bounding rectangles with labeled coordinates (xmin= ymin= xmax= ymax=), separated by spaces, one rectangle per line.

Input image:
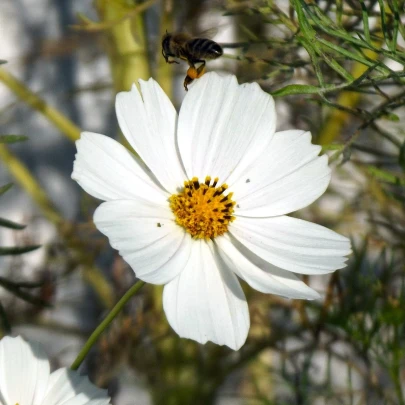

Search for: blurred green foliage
xmin=0 ymin=135 xmax=47 ymax=333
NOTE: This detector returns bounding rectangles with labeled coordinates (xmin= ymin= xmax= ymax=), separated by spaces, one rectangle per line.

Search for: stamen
xmin=169 ymin=176 xmax=236 ymax=239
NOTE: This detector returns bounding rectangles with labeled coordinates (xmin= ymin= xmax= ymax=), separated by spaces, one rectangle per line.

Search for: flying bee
xmin=161 ymin=32 xmax=223 ymax=91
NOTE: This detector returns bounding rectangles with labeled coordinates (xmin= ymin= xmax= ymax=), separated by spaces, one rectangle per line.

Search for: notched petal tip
xmin=138 ymin=77 xmax=157 ymax=86
xmin=292 ymin=129 xmax=324 ymax=156
xmin=115 ymin=85 xmax=139 ymax=108
xmin=138 ymin=77 xmax=161 ymax=100
xmin=74 ymin=131 xmax=91 ymax=149
xmin=240 ymin=80 xmax=264 ymax=94
xmin=163 ymin=241 xmax=249 ymax=351
xmin=192 ymin=71 xmax=238 ymax=90
xmin=301 ymin=130 xmax=314 ymax=142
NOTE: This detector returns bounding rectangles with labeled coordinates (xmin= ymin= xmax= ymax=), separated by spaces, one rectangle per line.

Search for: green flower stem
xmin=70 ymin=280 xmax=146 ymax=371
xmin=0 ymin=144 xmax=62 ymax=224
xmin=95 ymin=0 xmax=151 ymax=92
xmin=0 ymin=68 xmax=80 ymax=142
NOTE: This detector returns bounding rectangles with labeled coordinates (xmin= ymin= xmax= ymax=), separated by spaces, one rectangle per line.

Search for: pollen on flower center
xmin=169 ymin=176 xmax=236 ymax=239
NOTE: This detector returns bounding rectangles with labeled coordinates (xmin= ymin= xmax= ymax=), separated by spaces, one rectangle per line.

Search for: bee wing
xmin=175 ymin=24 xmax=227 ymax=40
xmin=194 ymin=27 xmax=219 ymax=39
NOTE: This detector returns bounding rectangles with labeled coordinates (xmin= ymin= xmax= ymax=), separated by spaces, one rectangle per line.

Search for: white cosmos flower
xmin=0 ymin=336 xmax=110 ymax=405
xmin=72 ymin=73 xmax=351 ymax=351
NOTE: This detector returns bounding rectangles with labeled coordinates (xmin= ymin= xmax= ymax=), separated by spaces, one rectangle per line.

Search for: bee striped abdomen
xmin=161 ymin=31 xmax=224 ymax=90
xmin=186 ymin=38 xmax=223 ymax=61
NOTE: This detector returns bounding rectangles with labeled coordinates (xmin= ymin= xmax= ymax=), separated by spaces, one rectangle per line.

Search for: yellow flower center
xmin=169 ymin=176 xmax=236 ymax=239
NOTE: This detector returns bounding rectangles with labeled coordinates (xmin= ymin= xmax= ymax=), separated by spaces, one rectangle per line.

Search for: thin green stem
xmin=359 ymin=0 xmax=371 ymax=43
xmin=390 ymin=0 xmax=400 ymax=50
xmin=70 ymin=280 xmax=145 ymax=370
xmin=0 ymin=68 xmax=80 ymax=142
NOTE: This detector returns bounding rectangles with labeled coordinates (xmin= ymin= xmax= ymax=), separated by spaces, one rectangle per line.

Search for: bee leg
xmin=166 ymin=58 xmax=179 ymax=64
xmin=186 ymin=66 xmax=198 ymax=79
xmin=196 ymin=62 xmax=206 ymax=78
xmin=184 ymin=64 xmax=206 ymax=91
xmin=191 ymin=59 xmax=206 ymax=76
xmin=184 ymin=74 xmax=194 ymax=91
xmin=162 ymin=51 xmax=179 ymax=64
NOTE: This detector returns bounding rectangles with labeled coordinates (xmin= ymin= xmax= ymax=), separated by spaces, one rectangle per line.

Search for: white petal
xmin=230 ymin=216 xmax=351 ymax=275
xmin=163 ymin=239 xmax=249 ymax=350
xmin=232 ymin=130 xmax=331 ymax=216
xmin=115 ymin=79 xmax=186 ymax=193
xmin=84 ymin=401 xmax=111 ymax=405
xmin=81 ymin=401 xmax=111 ymax=405
xmin=94 ymin=200 xmax=191 ymax=284
xmin=215 ymin=235 xmax=320 ymax=299
xmin=72 ymin=132 xmax=167 ymax=204
xmin=0 ymin=336 xmax=50 ymax=405
xmin=177 ymin=72 xmax=276 ymax=184
xmin=42 ymin=368 xmax=110 ymax=405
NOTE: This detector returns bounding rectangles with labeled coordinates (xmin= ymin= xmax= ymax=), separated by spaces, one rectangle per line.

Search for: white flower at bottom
xmin=0 ymin=336 xmax=110 ymax=405
xmin=72 ymin=73 xmax=351 ymax=350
